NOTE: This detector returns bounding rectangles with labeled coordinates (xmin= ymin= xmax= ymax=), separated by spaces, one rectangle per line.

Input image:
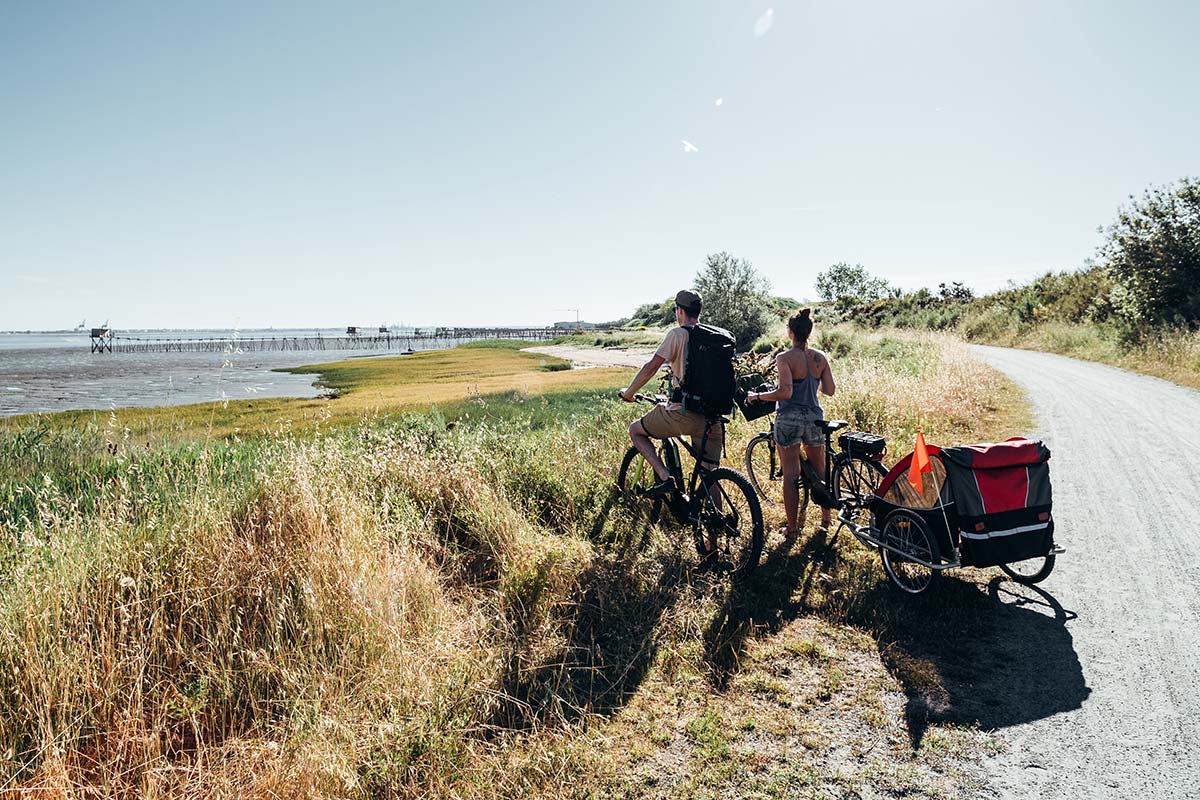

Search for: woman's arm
xmin=816 ymin=350 xmax=836 ymax=397
xmin=749 ymin=355 xmax=792 ymax=404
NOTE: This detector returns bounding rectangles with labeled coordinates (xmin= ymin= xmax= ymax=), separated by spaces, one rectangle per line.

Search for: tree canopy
xmin=814 ymin=263 xmax=896 ymax=307
xmin=692 ymin=252 xmax=774 ymax=349
xmin=1100 ymin=177 xmax=1200 ymax=331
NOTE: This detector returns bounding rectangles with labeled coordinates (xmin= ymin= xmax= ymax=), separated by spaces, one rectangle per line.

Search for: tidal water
xmin=0 ymin=329 xmax=451 ymax=418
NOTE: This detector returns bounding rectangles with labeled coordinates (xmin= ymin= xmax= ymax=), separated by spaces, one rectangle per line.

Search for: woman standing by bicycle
xmin=746 ymin=309 xmax=836 ymax=535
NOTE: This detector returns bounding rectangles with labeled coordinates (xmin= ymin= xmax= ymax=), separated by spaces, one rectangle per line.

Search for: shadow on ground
xmin=489 ymin=489 xmax=687 ymax=730
xmin=703 ymin=526 xmax=1090 ymax=748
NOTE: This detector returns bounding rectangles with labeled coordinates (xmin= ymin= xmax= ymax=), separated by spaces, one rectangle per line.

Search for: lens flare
xmin=754 ymin=8 xmax=775 ymax=38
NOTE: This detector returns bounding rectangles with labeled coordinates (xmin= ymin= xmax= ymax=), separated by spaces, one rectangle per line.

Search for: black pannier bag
xmin=839 ymin=431 xmax=886 ymax=460
xmin=680 ymin=323 xmax=737 ymax=417
xmin=939 ymin=438 xmax=1054 ymax=568
xmin=734 ymin=372 xmax=775 ymax=421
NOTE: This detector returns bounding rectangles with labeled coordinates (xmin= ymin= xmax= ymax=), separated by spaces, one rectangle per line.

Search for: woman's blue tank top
xmin=778 ymin=349 xmax=822 ymax=414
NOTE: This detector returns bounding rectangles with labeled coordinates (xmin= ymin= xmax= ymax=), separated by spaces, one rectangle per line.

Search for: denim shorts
xmin=774 ymin=406 xmax=824 ymax=447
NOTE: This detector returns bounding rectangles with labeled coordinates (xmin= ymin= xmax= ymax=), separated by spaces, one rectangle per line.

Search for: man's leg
xmin=697 ymin=421 xmax=725 ymax=550
xmin=628 ymin=419 xmax=670 ymax=482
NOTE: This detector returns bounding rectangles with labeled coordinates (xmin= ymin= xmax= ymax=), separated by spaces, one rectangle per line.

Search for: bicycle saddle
xmin=816 ymin=419 xmax=849 ymax=432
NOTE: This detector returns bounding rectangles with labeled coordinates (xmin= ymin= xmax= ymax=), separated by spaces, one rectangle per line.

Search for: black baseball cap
xmin=675 ymin=289 xmax=702 ymax=315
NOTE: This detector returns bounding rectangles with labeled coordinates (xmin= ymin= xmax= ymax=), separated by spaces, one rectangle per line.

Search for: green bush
xmin=1100 ymin=177 xmax=1200 ymax=331
xmin=693 ymin=251 xmax=775 ymax=350
xmin=815 ymin=329 xmax=853 ymax=358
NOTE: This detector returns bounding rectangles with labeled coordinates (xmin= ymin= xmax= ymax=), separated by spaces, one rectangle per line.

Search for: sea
xmin=0 ymin=328 xmax=467 ymax=418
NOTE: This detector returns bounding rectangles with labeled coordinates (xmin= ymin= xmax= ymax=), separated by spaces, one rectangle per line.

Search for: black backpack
xmin=680 ymin=323 xmax=736 ymax=417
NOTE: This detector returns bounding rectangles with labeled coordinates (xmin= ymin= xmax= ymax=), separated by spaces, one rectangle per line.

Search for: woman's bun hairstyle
xmin=788 ymin=308 xmax=814 ymax=343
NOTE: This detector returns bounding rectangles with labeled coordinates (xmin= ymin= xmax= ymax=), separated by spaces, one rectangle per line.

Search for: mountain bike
xmin=744 ymin=416 xmax=887 ymax=522
xmin=617 ymin=394 xmax=765 ymax=579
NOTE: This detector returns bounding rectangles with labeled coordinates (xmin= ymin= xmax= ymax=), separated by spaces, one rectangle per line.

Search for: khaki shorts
xmin=639 ymin=404 xmax=724 ymax=467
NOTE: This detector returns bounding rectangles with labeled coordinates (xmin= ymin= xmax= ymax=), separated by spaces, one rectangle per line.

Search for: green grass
xmin=0 ymin=332 xmax=1032 ymax=797
xmin=547 ymin=329 xmax=665 ymax=349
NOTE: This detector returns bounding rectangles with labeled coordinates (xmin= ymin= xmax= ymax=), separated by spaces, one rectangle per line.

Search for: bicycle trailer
xmin=837 ymin=436 xmax=1060 ymax=593
xmin=939 ymin=438 xmax=1054 ymax=568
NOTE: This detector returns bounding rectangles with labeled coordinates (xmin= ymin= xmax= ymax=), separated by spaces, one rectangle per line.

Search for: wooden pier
xmin=89 ymin=327 xmax=113 ymax=353
xmin=93 ymin=327 xmax=587 ymax=355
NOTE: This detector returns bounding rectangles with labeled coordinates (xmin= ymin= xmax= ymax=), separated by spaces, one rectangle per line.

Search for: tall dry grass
xmin=957 ymin=310 xmax=1200 ymax=390
xmin=0 ymin=333 xmax=1026 ymax=797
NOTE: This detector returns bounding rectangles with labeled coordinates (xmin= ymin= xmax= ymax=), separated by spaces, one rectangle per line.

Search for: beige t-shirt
xmin=655 ymin=326 xmax=689 ymax=409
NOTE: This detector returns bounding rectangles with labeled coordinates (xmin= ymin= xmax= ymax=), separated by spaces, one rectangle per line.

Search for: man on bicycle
xmin=618 ymin=289 xmax=724 ymax=499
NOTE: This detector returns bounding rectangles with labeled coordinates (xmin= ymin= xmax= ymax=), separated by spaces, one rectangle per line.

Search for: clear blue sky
xmin=2 ymin=1 xmax=1198 ymax=329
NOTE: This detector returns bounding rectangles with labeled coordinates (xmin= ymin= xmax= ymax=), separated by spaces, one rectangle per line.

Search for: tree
xmin=628 ymin=299 xmax=676 ymax=327
xmin=1099 ymin=178 xmax=1200 ymax=330
xmin=938 ymin=281 xmax=974 ymax=301
xmin=693 ymin=252 xmax=774 ymax=350
xmin=814 ymin=263 xmax=895 ymax=306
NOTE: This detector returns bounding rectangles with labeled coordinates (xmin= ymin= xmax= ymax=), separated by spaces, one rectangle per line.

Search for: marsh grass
xmin=547 ymin=330 xmax=665 ymax=349
xmin=1 ymin=345 xmax=628 ymax=445
xmin=0 ymin=334 xmax=1031 ymax=797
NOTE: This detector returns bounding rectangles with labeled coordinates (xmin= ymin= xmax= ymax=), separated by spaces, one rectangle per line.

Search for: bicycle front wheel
xmin=697 ymin=467 xmax=765 ymax=579
xmin=617 ymin=446 xmax=663 ymax=525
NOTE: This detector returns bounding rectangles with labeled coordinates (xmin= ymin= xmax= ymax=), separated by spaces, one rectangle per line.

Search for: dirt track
xmin=522 ymin=344 xmax=652 ymax=369
xmin=971 ymin=345 xmax=1200 ymax=798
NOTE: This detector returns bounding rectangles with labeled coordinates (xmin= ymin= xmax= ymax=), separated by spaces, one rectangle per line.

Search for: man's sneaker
xmin=668 ymin=491 xmax=692 ymax=522
xmin=639 ymin=478 xmax=678 ymax=500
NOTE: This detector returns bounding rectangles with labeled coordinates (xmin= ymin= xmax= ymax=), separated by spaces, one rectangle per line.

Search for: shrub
xmin=693 ymin=252 xmax=775 ymax=350
xmin=814 ymin=263 xmax=896 ymax=305
xmin=1099 ymin=177 xmax=1200 ymax=331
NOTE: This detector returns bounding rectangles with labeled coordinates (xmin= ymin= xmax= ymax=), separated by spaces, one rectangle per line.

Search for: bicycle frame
xmin=657 ymin=420 xmax=721 ymax=504
xmin=630 ymin=390 xmax=725 ymax=515
xmin=795 ymin=425 xmax=842 ymax=505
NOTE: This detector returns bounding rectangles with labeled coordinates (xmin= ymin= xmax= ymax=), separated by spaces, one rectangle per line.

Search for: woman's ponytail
xmin=788 ymin=308 xmax=814 ymax=344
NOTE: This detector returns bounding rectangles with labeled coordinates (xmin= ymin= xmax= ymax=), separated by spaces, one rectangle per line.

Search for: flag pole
xmin=927 ymin=427 xmax=953 ymax=552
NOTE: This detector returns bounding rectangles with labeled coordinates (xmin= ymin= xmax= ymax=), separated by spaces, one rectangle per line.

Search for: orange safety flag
xmin=907 ymin=428 xmax=932 ymax=494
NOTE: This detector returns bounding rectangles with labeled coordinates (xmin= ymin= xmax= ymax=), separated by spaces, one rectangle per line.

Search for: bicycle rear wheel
xmin=1000 ymin=554 xmax=1056 ymax=584
xmin=832 ymin=456 xmax=887 ymax=503
xmin=697 ymin=467 xmax=765 ymax=579
xmin=832 ymin=456 xmax=886 ymax=527
xmin=617 ymin=446 xmax=663 ymax=525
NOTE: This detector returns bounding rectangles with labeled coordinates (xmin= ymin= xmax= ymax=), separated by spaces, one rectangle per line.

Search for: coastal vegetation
xmin=0 ymin=341 xmax=625 ymax=444
xmin=824 ymin=178 xmax=1200 ymax=389
xmin=1 ymin=329 xmax=1030 ymax=797
xmin=627 ymin=252 xmax=799 ymax=349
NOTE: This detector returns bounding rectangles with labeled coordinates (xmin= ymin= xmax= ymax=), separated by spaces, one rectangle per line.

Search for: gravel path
xmin=970 ymin=345 xmax=1200 ymax=798
xmin=522 ymin=344 xmax=653 ymax=369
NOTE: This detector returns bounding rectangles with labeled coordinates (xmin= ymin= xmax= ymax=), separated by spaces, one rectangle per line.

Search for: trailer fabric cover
xmin=939 ymin=437 xmax=1053 ymax=567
